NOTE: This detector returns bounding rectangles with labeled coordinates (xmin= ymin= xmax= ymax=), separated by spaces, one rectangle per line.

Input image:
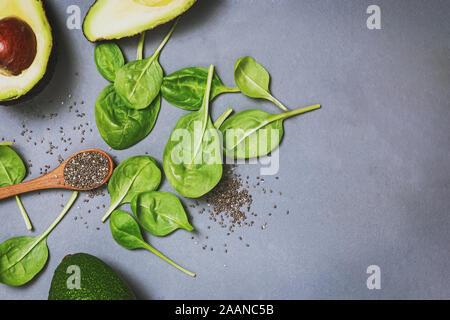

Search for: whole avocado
xmin=48 ymin=253 xmax=136 ymax=300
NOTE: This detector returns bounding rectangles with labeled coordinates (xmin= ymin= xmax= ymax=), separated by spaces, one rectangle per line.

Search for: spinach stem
xmin=19 ymin=192 xmax=78 ymax=259
xmin=101 ymin=200 xmax=121 ymax=223
xmin=130 ymin=17 xmax=179 ymax=97
xmin=231 ymin=104 xmax=322 ymax=149
xmin=271 ymin=104 xmax=321 ymax=122
xmin=225 ymin=87 xmax=241 ymax=93
xmin=151 ymin=17 xmax=180 ymax=60
xmin=0 ymin=142 xmax=13 ymax=146
xmin=191 ymin=65 xmax=214 ymax=163
xmin=137 ymin=31 xmax=146 ymax=60
xmin=268 ymin=94 xmax=289 ymax=112
xmin=38 ymin=191 xmax=78 ymax=242
xmin=143 ymin=243 xmax=196 ymax=277
xmin=214 ymin=108 xmax=233 ymax=129
xmin=216 ymin=86 xmax=240 ymax=95
xmin=201 ymin=65 xmax=215 ymax=113
xmin=15 ymin=195 xmax=32 ymax=231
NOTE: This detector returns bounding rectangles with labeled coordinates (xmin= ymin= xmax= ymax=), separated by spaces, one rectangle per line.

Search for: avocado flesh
xmin=83 ymin=0 xmax=197 ymax=42
xmin=0 ymin=0 xmax=52 ymax=102
xmin=48 ymin=253 xmax=136 ymax=300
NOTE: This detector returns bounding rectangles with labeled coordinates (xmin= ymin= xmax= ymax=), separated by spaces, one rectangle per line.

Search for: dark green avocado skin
xmin=48 ymin=253 xmax=136 ymax=300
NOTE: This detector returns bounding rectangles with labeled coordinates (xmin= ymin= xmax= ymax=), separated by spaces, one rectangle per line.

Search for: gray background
xmin=0 ymin=0 xmax=449 ymax=299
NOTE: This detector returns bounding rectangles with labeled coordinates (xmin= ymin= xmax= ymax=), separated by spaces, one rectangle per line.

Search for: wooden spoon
xmin=0 ymin=149 xmax=114 ymax=200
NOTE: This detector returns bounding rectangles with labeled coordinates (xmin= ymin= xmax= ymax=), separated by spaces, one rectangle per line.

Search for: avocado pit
xmin=0 ymin=17 xmax=37 ymax=76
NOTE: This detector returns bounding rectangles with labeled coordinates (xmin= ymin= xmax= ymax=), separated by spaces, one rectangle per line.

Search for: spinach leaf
xmin=131 ymin=191 xmax=194 ymax=236
xmin=161 ymin=67 xmax=240 ymax=111
xmin=115 ymin=58 xmax=162 ymax=110
xmin=0 ymin=145 xmax=32 ymax=230
xmin=110 ymin=210 xmax=195 ymax=277
xmin=115 ymin=18 xmax=179 ymax=110
xmin=102 ymin=156 xmax=161 ymax=222
xmin=0 ymin=237 xmax=47 ymax=287
xmin=0 ymin=191 xmax=78 ymax=286
xmin=234 ymin=56 xmax=289 ymax=112
xmin=220 ymin=104 xmax=321 ymax=159
xmin=0 ymin=146 xmax=25 ymax=186
xmin=95 ymin=85 xmax=160 ymax=150
xmin=94 ymin=42 xmax=125 ymax=82
xmin=163 ymin=65 xmax=223 ymax=198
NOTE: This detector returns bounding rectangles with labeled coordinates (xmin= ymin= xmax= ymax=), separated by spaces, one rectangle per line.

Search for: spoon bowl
xmin=0 ymin=149 xmax=114 ymax=200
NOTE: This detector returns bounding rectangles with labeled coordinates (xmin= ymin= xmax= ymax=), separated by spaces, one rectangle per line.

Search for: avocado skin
xmin=48 ymin=253 xmax=136 ymax=300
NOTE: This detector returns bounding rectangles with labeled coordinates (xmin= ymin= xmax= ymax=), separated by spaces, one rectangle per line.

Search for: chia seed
xmin=64 ymin=151 xmax=110 ymax=189
xmin=203 ymin=165 xmax=253 ymax=228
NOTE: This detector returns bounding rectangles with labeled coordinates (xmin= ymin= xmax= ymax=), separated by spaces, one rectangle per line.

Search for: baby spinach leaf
xmin=234 ymin=56 xmax=289 ymax=112
xmin=161 ymin=67 xmax=240 ymax=111
xmin=0 ymin=145 xmax=32 ymax=230
xmin=131 ymin=191 xmax=194 ymax=236
xmin=220 ymin=104 xmax=321 ymax=159
xmin=0 ymin=146 xmax=25 ymax=186
xmin=0 ymin=237 xmax=47 ymax=287
xmin=115 ymin=18 xmax=179 ymax=110
xmin=95 ymin=85 xmax=160 ymax=150
xmin=110 ymin=210 xmax=145 ymax=251
xmin=102 ymin=156 xmax=161 ymax=222
xmin=115 ymin=59 xmax=162 ymax=110
xmin=0 ymin=191 xmax=78 ymax=286
xmin=94 ymin=42 xmax=125 ymax=82
xmin=163 ymin=65 xmax=223 ymax=198
xmin=110 ymin=210 xmax=195 ymax=277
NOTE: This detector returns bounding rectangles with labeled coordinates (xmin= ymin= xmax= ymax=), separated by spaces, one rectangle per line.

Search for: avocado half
xmin=83 ymin=0 xmax=197 ymax=42
xmin=0 ymin=0 xmax=53 ymax=103
xmin=48 ymin=253 xmax=136 ymax=300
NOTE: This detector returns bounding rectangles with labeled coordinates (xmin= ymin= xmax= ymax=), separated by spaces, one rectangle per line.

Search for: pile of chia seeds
xmin=188 ymin=165 xmax=287 ymax=255
xmin=64 ymin=151 xmax=110 ymax=189
xmin=204 ymin=165 xmax=254 ymax=231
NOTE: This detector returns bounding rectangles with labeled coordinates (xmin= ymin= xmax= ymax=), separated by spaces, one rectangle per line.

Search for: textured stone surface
xmin=0 ymin=0 xmax=449 ymax=299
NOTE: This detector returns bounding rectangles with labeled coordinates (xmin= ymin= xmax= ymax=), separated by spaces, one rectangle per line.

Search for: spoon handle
xmin=0 ymin=171 xmax=66 ymax=200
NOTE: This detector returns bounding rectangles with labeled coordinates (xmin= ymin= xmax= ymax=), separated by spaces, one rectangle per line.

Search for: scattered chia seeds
xmin=2 ymin=96 xmax=293 ymax=249
xmin=64 ymin=151 xmax=110 ymax=189
xmin=87 ymin=186 xmax=106 ymax=198
xmin=187 ymin=165 xmax=290 ymax=255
